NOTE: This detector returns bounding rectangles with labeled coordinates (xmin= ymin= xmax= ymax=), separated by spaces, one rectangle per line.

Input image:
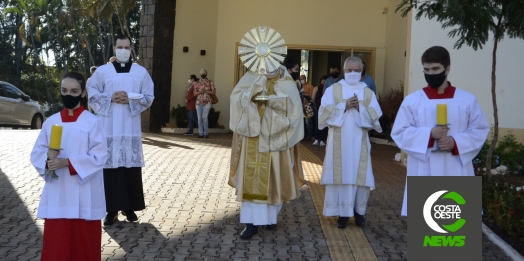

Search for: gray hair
xmin=343 ymin=57 xmax=363 ymax=71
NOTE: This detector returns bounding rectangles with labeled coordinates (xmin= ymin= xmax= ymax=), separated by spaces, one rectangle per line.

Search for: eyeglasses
xmin=344 ymin=69 xmax=362 ymax=73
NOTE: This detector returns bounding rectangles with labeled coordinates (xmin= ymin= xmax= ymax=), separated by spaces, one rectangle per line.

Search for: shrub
xmin=208 ymin=107 xmax=221 ymax=128
xmin=474 ymin=132 xmax=524 ymax=175
xmin=479 ymin=133 xmax=524 ymax=244
xmin=483 ymin=174 xmax=524 ymax=241
xmin=169 ymin=105 xmax=221 ymax=128
xmin=377 ymin=81 xmax=404 ymax=140
xmin=170 ymin=104 xmax=188 ymax=128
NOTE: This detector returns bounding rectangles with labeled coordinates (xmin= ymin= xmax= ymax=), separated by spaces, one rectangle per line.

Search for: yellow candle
xmin=436 ymin=104 xmax=448 ymax=125
xmin=49 ymin=124 xmax=63 ymax=150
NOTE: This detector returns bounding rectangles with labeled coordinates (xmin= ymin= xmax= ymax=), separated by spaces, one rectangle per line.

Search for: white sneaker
xmin=312 ymin=140 xmax=319 ymax=146
xmin=320 ymin=141 xmax=326 ymax=146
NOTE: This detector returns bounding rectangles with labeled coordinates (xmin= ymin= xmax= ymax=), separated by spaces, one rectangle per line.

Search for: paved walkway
xmin=0 ymin=130 xmax=514 ymax=260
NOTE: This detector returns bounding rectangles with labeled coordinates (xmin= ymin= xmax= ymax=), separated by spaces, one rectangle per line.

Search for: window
xmin=3 ymin=85 xmax=22 ymax=99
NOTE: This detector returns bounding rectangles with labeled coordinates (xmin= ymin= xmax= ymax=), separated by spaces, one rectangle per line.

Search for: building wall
xmin=211 ymin=0 xmax=391 ymax=128
xmin=384 ymin=0 xmax=408 ymax=92
xmin=170 ymin=0 xmax=218 ymax=125
xmin=406 ymin=13 xmax=524 ymax=140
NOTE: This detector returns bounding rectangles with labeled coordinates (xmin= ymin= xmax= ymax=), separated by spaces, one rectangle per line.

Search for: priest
xmin=319 ymin=57 xmax=382 ymax=229
xmin=391 ymin=46 xmax=490 ymax=217
xmin=87 ymin=34 xmax=154 ymax=225
xmin=229 ymin=58 xmax=305 ymax=240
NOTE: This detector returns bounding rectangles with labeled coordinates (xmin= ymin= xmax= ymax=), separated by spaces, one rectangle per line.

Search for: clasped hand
xmin=46 ymin=149 xmax=68 ymax=171
xmin=112 ymin=91 xmax=129 ymax=104
xmin=431 ymin=125 xmax=455 ymax=150
xmin=345 ymin=94 xmax=359 ymax=111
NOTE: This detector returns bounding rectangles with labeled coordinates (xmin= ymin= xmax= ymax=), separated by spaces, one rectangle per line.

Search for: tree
xmin=396 ymin=0 xmax=524 ymax=176
xmin=87 ymin=0 xmax=140 ymax=60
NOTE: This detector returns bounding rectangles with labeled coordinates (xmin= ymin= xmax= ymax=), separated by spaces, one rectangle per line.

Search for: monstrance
xmin=238 ymin=26 xmax=287 ymax=101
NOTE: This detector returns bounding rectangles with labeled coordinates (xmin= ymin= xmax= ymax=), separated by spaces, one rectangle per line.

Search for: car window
xmin=3 ymin=84 xmax=22 ymax=99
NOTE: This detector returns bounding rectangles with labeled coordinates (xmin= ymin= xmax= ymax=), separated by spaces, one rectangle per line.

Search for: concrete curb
xmin=482 ymin=223 xmax=524 ymax=261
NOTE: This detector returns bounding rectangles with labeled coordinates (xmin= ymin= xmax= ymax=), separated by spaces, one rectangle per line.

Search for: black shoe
xmin=198 ymin=135 xmax=204 ymax=138
xmin=354 ymin=210 xmax=365 ymax=227
xmin=265 ymin=224 xmax=277 ymax=230
xmin=122 ymin=210 xmax=138 ymax=222
xmin=204 ymin=135 xmax=209 ymax=138
xmin=336 ymin=216 xmax=350 ymax=229
xmin=240 ymin=224 xmax=259 ymax=240
xmin=103 ymin=212 xmax=118 ymax=226
xmin=184 ymin=132 xmax=193 ymax=135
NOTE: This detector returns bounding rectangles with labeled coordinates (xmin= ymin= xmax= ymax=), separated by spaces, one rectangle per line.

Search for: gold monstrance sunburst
xmin=238 ymin=26 xmax=287 ymax=101
xmin=238 ymin=26 xmax=287 ymax=74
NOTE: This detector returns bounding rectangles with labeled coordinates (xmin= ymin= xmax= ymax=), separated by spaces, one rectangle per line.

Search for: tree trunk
xmin=98 ymin=21 xmax=107 ymax=63
xmin=121 ymin=14 xmax=137 ymax=61
xmin=13 ymin=14 xmax=23 ymax=87
xmin=109 ymin=20 xmax=115 ymax=60
xmin=486 ymin=16 xmax=502 ymax=178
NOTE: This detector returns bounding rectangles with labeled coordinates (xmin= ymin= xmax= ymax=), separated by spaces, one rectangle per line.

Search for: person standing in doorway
xmin=323 ymin=64 xmax=342 ymax=93
xmin=360 ymin=62 xmax=377 ymax=94
xmin=185 ymin=74 xmax=199 ymax=135
xmin=312 ymin=75 xmax=328 ymax=146
xmin=194 ymin=69 xmax=216 ymax=138
xmin=87 ymin=34 xmax=155 ymax=226
xmin=300 ymin=75 xmax=315 ymax=140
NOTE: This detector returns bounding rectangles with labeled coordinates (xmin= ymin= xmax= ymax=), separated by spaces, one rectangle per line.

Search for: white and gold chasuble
xmin=229 ymin=68 xmax=305 ymax=205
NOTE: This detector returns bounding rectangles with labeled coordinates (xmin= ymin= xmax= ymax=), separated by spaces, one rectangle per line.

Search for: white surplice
xmin=318 ymin=81 xmax=382 ymax=217
xmin=30 ymin=111 xmax=108 ymax=220
xmin=391 ymin=86 xmax=490 ymax=216
xmin=86 ymin=63 xmax=154 ymax=168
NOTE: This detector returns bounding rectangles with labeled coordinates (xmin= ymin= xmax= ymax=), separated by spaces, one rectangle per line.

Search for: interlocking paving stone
xmin=0 ymin=130 xmax=515 ymax=261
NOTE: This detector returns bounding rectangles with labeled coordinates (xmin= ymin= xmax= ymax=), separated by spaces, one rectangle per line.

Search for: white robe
xmin=319 ymin=81 xmax=382 ymax=216
xmin=86 ymin=63 xmax=154 ymax=168
xmin=30 ymin=111 xmax=108 ymax=220
xmin=391 ymin=87 xmax=490 ymax=216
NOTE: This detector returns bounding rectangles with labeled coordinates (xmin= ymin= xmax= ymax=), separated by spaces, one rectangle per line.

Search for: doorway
xmin=234 ymin=44 xmax=375 ymax=88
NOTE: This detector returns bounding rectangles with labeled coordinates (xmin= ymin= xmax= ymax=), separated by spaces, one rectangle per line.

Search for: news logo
xmin=423 ymin=190 xmax=466 ymax=247
xmin=408 ymin=176 xmax=481 ymax=260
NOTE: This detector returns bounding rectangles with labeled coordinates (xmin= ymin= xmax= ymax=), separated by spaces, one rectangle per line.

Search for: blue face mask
xmin=61 ymin=94 xmax=82 ymax=109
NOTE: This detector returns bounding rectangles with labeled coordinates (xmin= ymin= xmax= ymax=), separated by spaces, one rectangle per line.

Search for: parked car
xmin=0 ymin=81 xmax=45 ymax=129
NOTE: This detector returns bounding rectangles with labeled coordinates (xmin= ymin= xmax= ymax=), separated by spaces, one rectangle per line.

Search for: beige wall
xmin=211 ymin=0 xmax=390 ymax=128
xmin=384 ymin=0 xmax=408 ymax=93
xmin=170 ymin=0 xmax=218 ymax=123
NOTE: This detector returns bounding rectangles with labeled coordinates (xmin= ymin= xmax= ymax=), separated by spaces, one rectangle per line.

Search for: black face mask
xmin=425 ymin=70 xmax=447 ymax=89
xmin=61 ymin=94 xmax=82 ymax=109
xmin=291 ymin=72 xmax=300 ymax=81
xmin=331 ymin=72 xmax=340 ymax=79
xmin=201 ymin=74 xmax=207 ymax=79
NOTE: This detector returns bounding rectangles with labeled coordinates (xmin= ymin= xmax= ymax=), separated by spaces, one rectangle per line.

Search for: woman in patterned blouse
xmin=194 ymin=68 xmax=216 ymax=138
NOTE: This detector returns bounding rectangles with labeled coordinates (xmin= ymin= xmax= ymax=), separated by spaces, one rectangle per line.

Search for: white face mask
xmin=344 ymin=71 xmax=362 ymax=85
xmin=300 ymin=80 xmax=306 ymax=84
xmin=115 ymin=49 xmax=131 ymax=63
xmin=188 ymin=79 xmax=192 ymax=84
